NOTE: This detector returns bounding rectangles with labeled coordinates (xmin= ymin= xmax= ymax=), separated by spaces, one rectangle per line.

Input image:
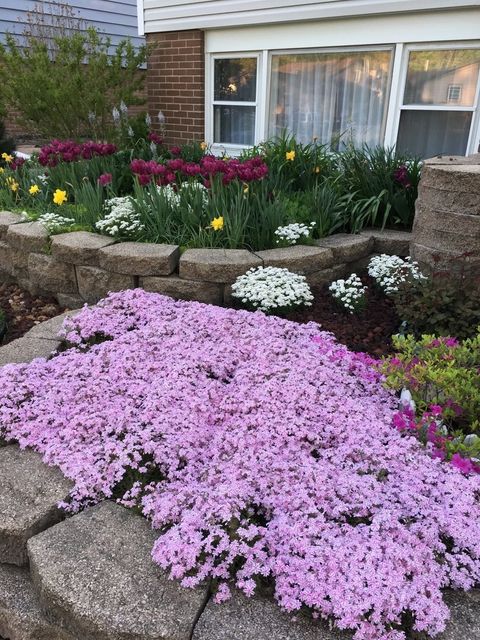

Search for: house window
xmin=212 ymin=57 xmax=258 ymax=146
xmin=268 ymin=49 xmax=393 ymax=149
xmin=447 ymin=84 xmax=462 ymax=103
xmin=396 ymin=48 xmax=480 ymax=158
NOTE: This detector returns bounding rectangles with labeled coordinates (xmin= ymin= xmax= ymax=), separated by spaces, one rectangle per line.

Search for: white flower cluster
xmin=96 ymin=197 xmax=144 ymax=238
xmin=368 ymin=254 xmax=425 ymax=295
xmin=231 ymin=266 xmax=314 ymax=313
xmin=158 ymin=182 xmax=209 ymax=210
xmin=38 ymin=212 xmax=74 ymax=233
xmin=274 ymin=222 xmax=316 ymax=246
xmin=329 ymin=273 xmax=367 ymax=313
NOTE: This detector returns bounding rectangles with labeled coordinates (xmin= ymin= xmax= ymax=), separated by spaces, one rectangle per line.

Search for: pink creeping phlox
xmin=0 ymin=290 xmax=479 ymax=640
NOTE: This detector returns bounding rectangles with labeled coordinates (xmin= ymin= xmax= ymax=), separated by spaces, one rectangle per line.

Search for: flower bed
xmin=0 ymin=289 xmax=479 ymax=640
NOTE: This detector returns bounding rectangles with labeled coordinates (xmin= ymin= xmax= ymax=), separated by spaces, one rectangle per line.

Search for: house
xmin=140 ymin=0 xmax=480 ymax=158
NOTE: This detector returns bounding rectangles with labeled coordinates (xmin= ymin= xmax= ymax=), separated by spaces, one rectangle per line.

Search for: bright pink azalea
xmin=0 ymin=290 xmax=479 ymax=640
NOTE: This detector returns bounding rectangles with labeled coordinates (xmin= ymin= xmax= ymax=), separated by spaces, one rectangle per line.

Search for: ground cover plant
xmin=0 ymin=133 xmax=421 ymax=250
xmin=0 ymin=290 xmax=479 ymax=640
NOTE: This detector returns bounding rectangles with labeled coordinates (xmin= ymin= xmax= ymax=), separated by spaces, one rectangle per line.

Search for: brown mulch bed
xmin=287 ymin=273 xmax=400 ymax=357
xmin=0 ymin=281 xmax=65 ymax=345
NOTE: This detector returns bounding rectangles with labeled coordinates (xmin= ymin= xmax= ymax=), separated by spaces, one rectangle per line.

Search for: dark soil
xmin=287 ymin=273 xmax=400 ymax=357
xmin=0 ymin=281 xmax=65 ymax=345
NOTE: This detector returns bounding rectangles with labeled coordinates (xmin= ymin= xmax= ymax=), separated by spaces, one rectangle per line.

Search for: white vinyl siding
xmin=144 ymin=0 xmax=480 ymax=33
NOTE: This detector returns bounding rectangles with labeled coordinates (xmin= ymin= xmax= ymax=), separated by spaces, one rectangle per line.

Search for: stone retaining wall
xmin=411 ymin=154 xmax=480 ymax=277
xmin=0 ymin=212 xmax=412 ymax=307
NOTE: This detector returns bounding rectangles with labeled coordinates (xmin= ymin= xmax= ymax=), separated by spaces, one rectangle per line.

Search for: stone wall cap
xmin=425 ymin=154 xmax=480 ymax=166
xmin=51 ymin=231 xmax=116 ymax=266
xmin=180 ymin=249 xmax=262 ymax=283
xmin=6 ymin=222 xmax=49 ymax=252
xmin=99 ymin=242 xmax=180 ymax=276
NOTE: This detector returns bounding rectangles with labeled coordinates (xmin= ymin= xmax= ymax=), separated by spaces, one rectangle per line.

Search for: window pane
xmin=214 ymin=105 xmax=256 ymax=145
xmin=214 ymin=58 xmax=257 ymax=102
xmin=396 ymin=110 xmax=472 ymax=158
xmin=404 ymin=49 xmax=480 ymax=106
xmin=269 ymin=50 xmax=392 ymax=148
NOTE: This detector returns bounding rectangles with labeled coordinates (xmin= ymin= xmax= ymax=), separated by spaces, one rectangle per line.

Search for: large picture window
xmin=268 ymin=50 xmax=392 ymax=148
xmin=212 ymin=57 xmax=258 ymax=146
xmin=396 ymin=48 xmax=480 ymax=158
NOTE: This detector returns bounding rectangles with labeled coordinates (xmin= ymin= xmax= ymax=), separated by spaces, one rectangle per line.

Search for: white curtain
xmin=269 ymin=51 xmax=392 ymax=149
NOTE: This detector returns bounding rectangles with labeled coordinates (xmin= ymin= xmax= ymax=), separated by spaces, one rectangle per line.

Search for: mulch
xmin=0 ymin=281 xmax=65 ymax=345
xmin=287 ymin=273 xmax=400 ymax=357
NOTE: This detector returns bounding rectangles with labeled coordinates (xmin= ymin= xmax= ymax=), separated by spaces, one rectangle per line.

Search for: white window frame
xmin=265 ymin=44 xmax=395 ymax=147
xmin=390 ymin=41 xmax=480 ymax=156
xmin=206 ymin=52 xmax=263 ymax=155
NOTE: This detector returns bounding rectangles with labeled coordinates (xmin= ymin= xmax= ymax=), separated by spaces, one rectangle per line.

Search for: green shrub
xmin=0 ymin=12 xmax=147 ymax=140
xmin=394 ymin=257 xmax=480 ymax=340
xmin=382 ymin=331 xmax=480 ymax=470
xmin=0 ymin=118 xmax=15 ymax=157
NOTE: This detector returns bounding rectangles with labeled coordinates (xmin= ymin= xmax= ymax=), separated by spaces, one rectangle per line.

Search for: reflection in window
xmin=269 ymin=50 xmax=392 ymax=149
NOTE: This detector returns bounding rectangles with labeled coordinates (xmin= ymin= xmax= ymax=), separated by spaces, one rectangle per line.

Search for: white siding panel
xmin=144 ymin=0 xmax=480 ymax=33
xmin=205 ymin=9 xmax=480 ymax=53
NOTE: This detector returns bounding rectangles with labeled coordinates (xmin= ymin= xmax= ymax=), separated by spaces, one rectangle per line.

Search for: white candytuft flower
xmin=96 ymin=197 xmax=144 ymax=238
xmin=274 ymin=222 xmax=315 ymax=246
xmin=232 ymin=266 xmax=314 ymax=313
xmin=329 ymin=273 xmax=367 ymax=313
xmin=38 ymin=212 xmax=75 ymax=233
xmin=368 ymin=254 xmax=425 ymax=295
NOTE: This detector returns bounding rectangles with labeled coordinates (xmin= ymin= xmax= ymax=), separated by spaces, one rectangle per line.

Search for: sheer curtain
xmin=269 ymin=51 xmax=392 ymax=149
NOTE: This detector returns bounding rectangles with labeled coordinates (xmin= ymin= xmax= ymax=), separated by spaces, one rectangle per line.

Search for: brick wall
xmin=146 ymin=30 xmax=205 ymax=146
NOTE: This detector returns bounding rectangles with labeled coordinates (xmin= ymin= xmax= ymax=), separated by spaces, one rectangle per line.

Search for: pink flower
xmin=98 ymin=173 xmax=112 ymax=186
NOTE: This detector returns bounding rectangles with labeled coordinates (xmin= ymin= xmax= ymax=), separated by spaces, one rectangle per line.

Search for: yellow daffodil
xmin=6 ymin=177 xmax=19 ymax=192
xmin=200 ymin=141 xmax=208 ymax=151
xmin=29 ymin=184 xmax=40 ymax=195
xmin=243 ymin=183 xmax=249 ymax=194
xmin=53 ymin=189 xmax=67 ymax=206
xmin=1 ymin=152 xmax=13 ymax=163
xmin=285 ymin=150 xmax=296 ymax=161
xmin=210 ymin=216 xmax=224 ymax=231
xmin=0 ymin=167 xmax=4 ymax=174
xmin=314 ymin=166 xmax=321 ymax=174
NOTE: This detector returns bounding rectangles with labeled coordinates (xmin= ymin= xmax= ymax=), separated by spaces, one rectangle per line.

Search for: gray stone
xmin=27 ymin=254 xmax=77 ymax=295
xmin=23 ymin=312 xmax=75 ymax=340
xmin=0 ymin=564 xmax=75 ymax=640
xmin=28 ymin=501 xmax=208 ymax=640
xmin=55 ymin=293 xmax=85 ymax=309
xmin=420 ymin=163 xmax=480 ymax=194
xmin=0 ymin=337 xmax=61 ymax=367
xmin=412 ymin=204 xmax=480 ymax=255
xmin=51 ymin=232 xmax=116 ymax=267
xmin=0 ymin=211 xmax=24 ymax=240
xmin=193 ymin=590 xmax=350 ymax=640
xmin=306 ymin=263 xmax=348 ymax=286
xmin=6 ymin=222 xmax=49 ymax=254
xmin=180 ymin=249 xmax=263 ymax=283
xmin=256 ymin=245 xmax=334 ymax=274
xmin=75 ymin=266 xmax=135 ymax=304
xmin=410 ymin=242 xmax=480 ymax=276
xmin=360 ymin=229 xmax=412 ymax=256
xmin=0 ymin=240 xmax=14 ymax=276
xmin=0 ymin=446 xmax=72 ymax=566
xmin=437 ymin=589 xmax=480 ymax=640
xmin=315 ymin=234 xmax=373 ymax=262
xmin=417 ymin=184 xmax=480 ymax=216
xmin=99 ymin=242 xmax=179 ymax=276
xmin=141 ymin=275 xmax=223 ymax=305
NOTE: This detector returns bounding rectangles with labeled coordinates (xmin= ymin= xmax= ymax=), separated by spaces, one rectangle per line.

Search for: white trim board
xmin=144 ymin=0 xmax=480 ymax=33
xmin=205 ymin=9 xmax=480 ymax=53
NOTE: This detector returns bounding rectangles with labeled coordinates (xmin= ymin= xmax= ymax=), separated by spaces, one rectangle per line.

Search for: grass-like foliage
xmin=0 ymin=290 xmax=479 ymax=640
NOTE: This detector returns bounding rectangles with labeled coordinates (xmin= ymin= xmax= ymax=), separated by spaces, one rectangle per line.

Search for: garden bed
xmin=286 ymin=273 xmax=399 ymax=356
xmin=0 ymin=281 xmax=64 ymax=345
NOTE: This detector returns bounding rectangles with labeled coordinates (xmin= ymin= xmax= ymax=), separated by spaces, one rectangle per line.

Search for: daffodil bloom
xmin=243 ymin=184 xmax=249 ymax=194
xmin=1 ymin=152 xmax=13 ymax=163
xmin=6 ymin=177 xmax=19 ymax=192
xmin=53 ymin=189 xmax=68 ymax=206
xmin=29 ymin=184 xmax=40 ymax=195
xmin=285 ymin=150 xmax=296 ymax=161
xmin=314 ymin=166 xmax=321 ymax=174
xmin=0 ymin=167 xmax=4 ymax=174
xmin=210 ymin=216 xmax=224 ymax=231
xmin=200 ymin=142 xmax=208 ymax=151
